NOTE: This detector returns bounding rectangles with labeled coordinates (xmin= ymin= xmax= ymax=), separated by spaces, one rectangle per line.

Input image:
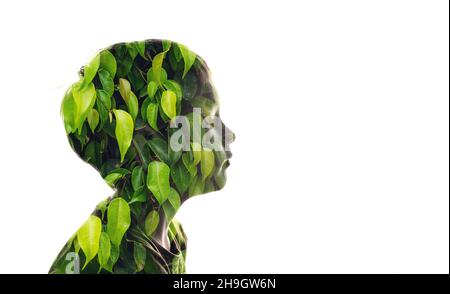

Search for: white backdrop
xmin=0 ymin=0 xmax=448 ymax=273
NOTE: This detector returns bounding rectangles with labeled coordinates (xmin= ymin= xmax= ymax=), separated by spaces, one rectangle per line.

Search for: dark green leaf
xmin=144 ymin=210 xmax=159 ymax=237
xmin=147 ymin=137 xmax=170 ymax=164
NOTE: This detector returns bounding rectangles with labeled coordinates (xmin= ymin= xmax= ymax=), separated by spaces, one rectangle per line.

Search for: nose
xmin=224 ymin=124 xmax=235 ymax=150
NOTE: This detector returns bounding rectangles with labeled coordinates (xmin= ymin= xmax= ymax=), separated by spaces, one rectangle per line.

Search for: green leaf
xmin=192 ymin=95 xmax=218 ymax=117
xmin=119 ymin=78 xmax=138 ymax=121
xmin=133 ymin=135 xmax=151 ymax=166
xmin=127 ymin=92 xmax=139 ymax=121
xmin=96 ymin=199 xmax=108 ymax=220
xmin=201 ymin=148 xmax=215 ymax=180
xmin=147 ymin=81 xmax=158 ymax=99
xmin=83 ymin=53 xmax=100 ymax=84
xmin=163 ymin=188 xmax=180 ymax=222
xmin=168 ymin=187 xmax=181 ymax=210
xmin=61 ymin=88 xmax=76 ymax=134
xmin=135 ymin=41 xmax=146 ymax=58
xmin=100 ymin=50 xmax=117 ymax=78
xmin=72 ymin=82 xmax=96 ymax=132
xmin=77 ymin=215 xmax=102 ymax=269
xmin=112 ymin=109 xmax=134 ymax=162
xmin=97 ymin=89 xmax=111 ymax=111
xmin=192 ymin=142 xmax=202 ymax=166
xmin=146 ymin=161 xmax=171 ymax=205
xmin=146 ymin=103 xmax=159 ymax=130
xmin=119 ymin=78 xmax=131 ymax=101
xmin=98 ymin=232 xmax=111 ymax=271
xmin=129 ymin=187 xmax=147 ymax=204
xmin=104 ymin=172 xmax=123 ymax=187
xmin=147 ymin=137 xmax=170 ymax=164
xmin=162 ymin=40 xmax=171 ymax=51
xmin=98 ymin=68 xmax=114 ymax=97
xmin=144 ymin=210 xmax=159 ymax=237
xmin=161 ymin=90 xmax=177 ymax=119
xmin=87 ymin=109 xmax=99 ymax=133
xmin=133 ymin=242 xmax=146 ymax=272
xmin=131 ymin=166 xmax=144 ymax=191
xmin=188 ymin=176 xmax=205 ymax=197
xmin=163 ymin=80 xmax=182 ymax=100
xmin=171 ymin=161 xmax=191 ymax=194
xmin=179 ymin=44 xmax=196 ymax=78
xmin=106 ymin=198 xmax=131 ymax=246
xmin=147 ymin=67 xmax=167 ymax=84
xmin=151 ymin=51 xmax=168 ymax=85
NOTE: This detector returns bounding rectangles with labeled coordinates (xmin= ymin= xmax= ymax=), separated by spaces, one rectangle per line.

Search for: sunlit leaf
xmin=61 ymin=88 xmax=76 ymax=134
xmin=112 ymin=109 xmax=134 ymax=162
xmin=83 ymin=53 xmax=100 ymax=84
xmin=106 ymin=198 xmax=131 ymax=246
xmin=161 ymin=90 xmax=177 ymax=119
xmin=77 ymin=215 xmax=102 ymax=269
xmin=72 ymin=81 xmax=96 ymax=132
xmin=147 ymin=81 xmax=158 ymax=99
xmin=151 ymin=51 xmax=167 ymax=85
xmin=146 ymin=102 xmax=159 ymax=131
xmin=100 ymin=50 xmax=117 ymax=78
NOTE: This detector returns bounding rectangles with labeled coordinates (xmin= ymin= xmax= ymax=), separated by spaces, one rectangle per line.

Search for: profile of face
xmin=52 ymin=40 xmax=234 ymax=274
xmin=63 ymin=39 xmax=234 ymax=200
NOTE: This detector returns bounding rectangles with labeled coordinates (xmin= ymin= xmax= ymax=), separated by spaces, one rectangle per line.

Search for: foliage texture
xmin=50 ymin=39 xmax=232 ymax=274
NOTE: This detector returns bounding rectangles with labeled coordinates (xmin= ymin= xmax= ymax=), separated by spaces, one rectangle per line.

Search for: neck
xmin=151 ymin=209 xmax=171 ymax=251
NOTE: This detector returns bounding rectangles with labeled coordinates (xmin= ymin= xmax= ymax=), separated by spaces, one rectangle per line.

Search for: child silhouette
xmin=50 ymin=39 xmax=234 ymax=274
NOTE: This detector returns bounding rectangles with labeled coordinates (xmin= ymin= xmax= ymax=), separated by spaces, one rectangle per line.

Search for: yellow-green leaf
xmin=98 ymin=232 xmax=111 ymax=271
xmin=161 ymin=90 xmax=177 ymax=119
xmin=112 ymin=109 xmax=134 ymax=162
xmin=61 ymin=88 xmax=76 ymax=134
xmin=77 ymin=215 xmax=102 ymax=269
xmin=83 ymin=53 xmax=100 ymax=84
xmin=72 ymin=82 xmax=96 ymax=132
xmin=106 ymin=198 xmax=131 ymax=246
xmin=152 ymin=51 xmax=167 ymax=85
xmin=147 ymin=81 xmax=158 ymax=99
xmin=100 ymin=50 xmax=117 ymax=78
xmin=201 ymin=148 xmax=215 ymax=180
xmin=146 ymin=102 xmax=158 ymax=130
xmin=119 ymin=78 xmax=131 ymax=100
xmin=119 ymin=78 xmax=138 ymax=121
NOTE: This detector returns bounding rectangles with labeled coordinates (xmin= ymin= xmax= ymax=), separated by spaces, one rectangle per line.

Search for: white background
xmin=0 ymin=0 xmax=448 ymax=274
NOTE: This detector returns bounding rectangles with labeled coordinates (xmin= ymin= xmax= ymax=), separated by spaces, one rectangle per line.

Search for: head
xmin=61 ymin=39 xmax=235 ymax=206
